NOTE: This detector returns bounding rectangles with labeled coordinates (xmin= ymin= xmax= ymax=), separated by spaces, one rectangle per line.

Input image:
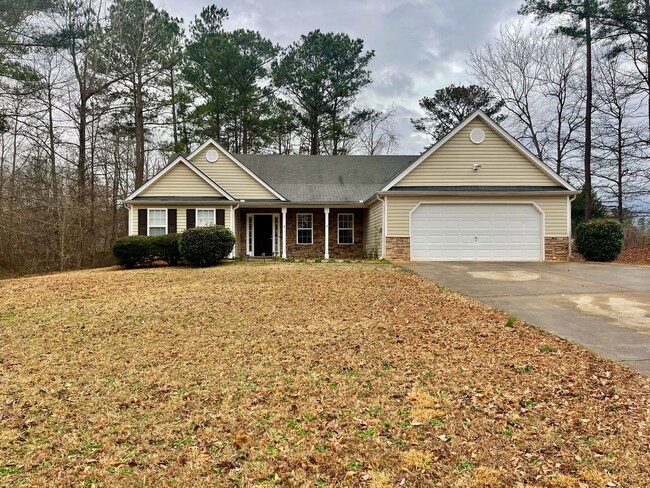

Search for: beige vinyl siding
xmin=130 ymin=204 xmax=232 ymax=235
xmin=395 ymin=118 xmax=557 ymax=187
xmin=191 ymin=144 xmax=279 ymax=200
xmin=140 ymin=163 xmax=222 ymax=197
xmin=364 ymin=200 xmax=383 ymax=255
xmin=386 ymin=195 xmax=568 ymax=237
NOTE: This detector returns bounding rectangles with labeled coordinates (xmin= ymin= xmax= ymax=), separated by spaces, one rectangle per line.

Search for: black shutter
xmin=186 ymin=209 xmax=196 ymax=229
xmin=138 ymin=209 xmax=147 ymax=235
xmin=216 ymin=209 xmax=225 ymax=226
xmin=168 ymin=209 xmax=177 ymax=234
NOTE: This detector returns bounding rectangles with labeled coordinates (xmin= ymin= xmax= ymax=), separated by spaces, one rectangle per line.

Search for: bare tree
xmin=592 ymin=50 xmax=647 ymax=221
xmin=468 ymin=23 xmax=585 ymax=177
xmin=349 ymin=106 xmax=399 ymax=155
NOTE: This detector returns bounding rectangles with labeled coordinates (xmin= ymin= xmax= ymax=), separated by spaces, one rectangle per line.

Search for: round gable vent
xmin=205 ymin=149 xmax=219 ymax=163
xmin=469 ymin=128 xmax=485 ymax=144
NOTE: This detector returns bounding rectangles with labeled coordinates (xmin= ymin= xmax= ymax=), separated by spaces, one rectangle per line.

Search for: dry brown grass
xmin=1 ymin=262 xmax=649 ymax=487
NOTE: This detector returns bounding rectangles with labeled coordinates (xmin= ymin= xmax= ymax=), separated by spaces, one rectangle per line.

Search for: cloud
xmin=162 ymin=0 xmax=523 ymax=152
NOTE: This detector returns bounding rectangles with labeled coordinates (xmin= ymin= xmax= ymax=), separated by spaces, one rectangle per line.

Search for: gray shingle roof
xmin=235 ymin=154 xmax=417 ymax=202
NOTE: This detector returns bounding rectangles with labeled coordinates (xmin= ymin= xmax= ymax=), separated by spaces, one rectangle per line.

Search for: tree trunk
xmin=644 ymin=0 xmax=650 ymax=133
xmin=134 ymin=72 xmax=145 ymax=189
xmin=78 ymin=97 xmax=87 ymax=203
xmin=584 ymin=11 xmax=593 ymax=221
xmin=47 ymin=83 xmax=57 ymax=203
xmin=170 ymin=67 xmax=179 ymax=150
xmin=242 ymin=122 xmax=249 ymax=154
xmin=617 ymin=116 xmax=624 ymax=222
xmin=310 ymin=115 xmax=319 ymax=155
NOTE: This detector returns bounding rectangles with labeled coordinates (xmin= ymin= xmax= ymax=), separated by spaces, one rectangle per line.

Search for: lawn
xmin=1 ymin=263 xmax=648 ymax=487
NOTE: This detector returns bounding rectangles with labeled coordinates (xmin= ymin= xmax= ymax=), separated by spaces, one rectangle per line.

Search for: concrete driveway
xmin=403 ymin=261 xmax=650 ymax=375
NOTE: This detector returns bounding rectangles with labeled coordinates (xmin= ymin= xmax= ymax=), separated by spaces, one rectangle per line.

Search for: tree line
xmin=0 ymin=0 xmax=398 ymax=275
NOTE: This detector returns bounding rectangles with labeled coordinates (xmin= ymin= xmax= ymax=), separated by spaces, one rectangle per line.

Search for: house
xmin=123 ymin=110 xmax=579 ymax=262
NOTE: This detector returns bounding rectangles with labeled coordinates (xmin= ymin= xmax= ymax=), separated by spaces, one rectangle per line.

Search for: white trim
xmin=196 ymin=208 xmax=216 ymax=227
xmin=125 ymin=156 xmax=234 ymax=201
xmin=127 ymin=205 xmax=133 ymax=236
xmin=246 ymin=212 xmax=281 ymax=256
xmin=381 ymin=110 xmax=577 ymax=192
xmin=337 ymin=212 xmax=354 ymax=245
xmin=147 ymin=208 xmax=168 ymax=236
xmin=246 ymin=213 xmax=254 ymax=256
xmin=186 ymin=139 xmax=286 ymax=201
xmin=407 ymin=201 xmax=545 ymax=262
xmin=229 ymin=205 xmax=237 ymax=258
xmin=281 ymin=207 xmax=287 ymax=259
xmin=324 ymin=208 xmax=330 ymax=259
xmin=296 ymin=213 xmax=314 ymax=245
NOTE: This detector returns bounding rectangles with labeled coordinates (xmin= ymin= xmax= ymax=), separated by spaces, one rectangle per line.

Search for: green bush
xmin=112 ymin=235 xmax=153 ymax=268
xmin=179 ymin=226 xmax=235 ymax=267
xmin=575 ymin=219 xmax=624 ymax=262
xmin=152 ymin=233 xmax=181 ymax=266
xmin=113 ymin=234 xmax=182 ymax=268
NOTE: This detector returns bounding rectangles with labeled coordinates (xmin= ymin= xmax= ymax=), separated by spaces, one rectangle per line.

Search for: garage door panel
xmin=410 ymin=204 xmax=542 ymax=261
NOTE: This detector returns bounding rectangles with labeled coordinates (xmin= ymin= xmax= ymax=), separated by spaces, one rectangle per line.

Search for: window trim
xmin=296 ymin=213 xmax=313 ymax=245
xmin=196 ymin=208 xmax=216 ymax=227
xmin=337 ymin=212 xmax=354 ymax=245
xmin=147 ymin=208 xmax=168 ymax=236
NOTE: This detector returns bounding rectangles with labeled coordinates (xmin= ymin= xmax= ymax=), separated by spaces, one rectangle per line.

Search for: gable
xmin=190 ymin=143 xmax=280 ymax=200
xmin=140 ymin=162 xmax=225 ymax=197
xmin=395 ymin=118 xmax=559 ymax=187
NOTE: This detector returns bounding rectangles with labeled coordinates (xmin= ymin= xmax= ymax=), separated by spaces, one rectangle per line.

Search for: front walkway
xmin=404 ymin=261 xmax=650 ymax=375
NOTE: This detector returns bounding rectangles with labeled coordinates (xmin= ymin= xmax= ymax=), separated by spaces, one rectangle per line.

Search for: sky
xmin=162 ymin=0 xmax=524 ymax=154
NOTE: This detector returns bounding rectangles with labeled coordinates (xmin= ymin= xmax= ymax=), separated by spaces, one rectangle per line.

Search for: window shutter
xmin=138 ymin=209 xmax=147 ymax=235
xmin=216 ymin=209 xmax=225 ymax=226
xmin=168 ymin=209 xmax=177 ymax=233
xmin=186 ymin=209 xmax=196 ymax=229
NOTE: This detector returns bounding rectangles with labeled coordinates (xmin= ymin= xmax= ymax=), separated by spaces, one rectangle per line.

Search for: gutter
xmin=377 ymin=190 xmax=581 ymax=197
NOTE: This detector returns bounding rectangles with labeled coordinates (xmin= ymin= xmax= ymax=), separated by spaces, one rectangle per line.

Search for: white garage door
xmin=411 ymin=204 xmax=542 ymax=261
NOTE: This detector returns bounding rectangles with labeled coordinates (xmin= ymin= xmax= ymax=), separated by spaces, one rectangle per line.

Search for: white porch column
xmin=324 ymin=207 xmax=330 ymax=259
xmin=229 ymin=205 xmax=236 ymax=258
xmin=281 ymin=207 xmax=287 ymax=259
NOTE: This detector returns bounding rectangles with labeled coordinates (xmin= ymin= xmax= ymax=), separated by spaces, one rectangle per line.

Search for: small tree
xmin=411 ymin=84 xmax=505 ymax=144
xmin=575 ymin=219 xmax=624 ymax=261
xmin=571 ymin=191 xmax=609 ymax=231
xmin=179 ymin=226 xmax=235 ymax=266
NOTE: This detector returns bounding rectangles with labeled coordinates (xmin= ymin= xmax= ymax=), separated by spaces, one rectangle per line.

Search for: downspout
xmin=376 ymin=194 xmax=386 ymax=260
xmin=568 ymin=195 xmax=577 ymax=260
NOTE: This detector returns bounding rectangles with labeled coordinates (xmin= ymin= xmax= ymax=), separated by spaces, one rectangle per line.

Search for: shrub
xmin=575 ymin=219 xmax=624 ymax=262
xmin=112 ymin=236 xmax=153 ymax=268
xmin=179 ymin=225 xmax=235 ymax=266
xmin=152 ymin=233 xmax=181 ymax=266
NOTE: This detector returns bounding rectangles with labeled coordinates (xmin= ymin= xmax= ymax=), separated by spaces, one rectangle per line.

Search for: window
xmin=148 ymin=209 xmax=167 ymax=236
xmin=297 ymin=213 xmax=313 ymax=244
xmin=338 ymin=213 xmax=354 ymax=244
xmin=197 ymin=209 xmax=216 ymax=227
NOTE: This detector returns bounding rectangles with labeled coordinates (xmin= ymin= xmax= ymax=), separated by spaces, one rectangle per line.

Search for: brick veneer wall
xmin=545 ymin=236 xmax=570 ymax=262
xmin=328 ymin=209 xmax=364 ymax=259
xmin=386 ymin=237 xmax=410 ymax=261
xmin=237 ymin=207 xmax=364 ymax=259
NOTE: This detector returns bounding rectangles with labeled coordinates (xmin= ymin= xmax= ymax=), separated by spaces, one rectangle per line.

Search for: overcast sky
xmin=162 ymin=0 xmax=524 ymax=153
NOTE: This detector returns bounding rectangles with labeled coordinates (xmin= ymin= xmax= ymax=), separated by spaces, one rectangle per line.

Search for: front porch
xmin=236 ymin=207 xmax=364 ymax=259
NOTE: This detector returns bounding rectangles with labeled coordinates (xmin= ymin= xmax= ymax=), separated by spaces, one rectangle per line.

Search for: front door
xmin=254 ymin=215 xmax=273 ymax=256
